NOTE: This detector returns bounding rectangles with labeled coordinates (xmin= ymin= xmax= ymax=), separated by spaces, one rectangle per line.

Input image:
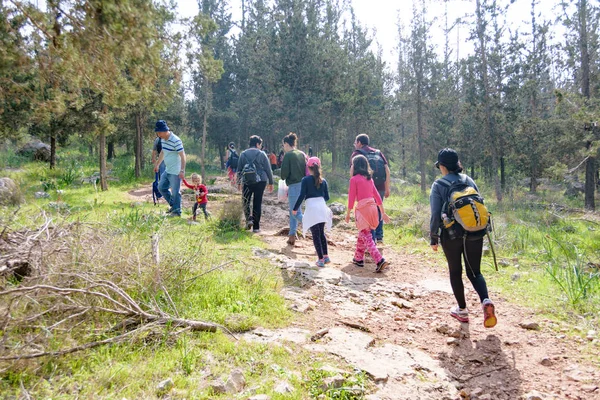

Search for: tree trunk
xmin=500 ymin=156 xmax=506 ymax=190
xmin=88 ymin=144 xmax=93 ymax=157
xmin=417 ymin=80 xmax=426 ymax=193
xmin=218 ymin=144 xmax=224 ymax=170
xmin=401 ymin=123 xmax=406 ymax=179
xmin=201 ymin=92 xmax=209 ymax=182
xmin=99 ymin=131 xmax=108 ymax=191
xmin=579 ymin=0 xmax=594 ymax=210
xmin=50 ymin=132 xmax=56 ymax=169
xmin=476 ymin=0 xmax=502 ymax=202
xmin=107 ymin=140 xmax=115 ymax=160
xmin=134 ymin=112 xmax=143 ymax=178
xmin=585 ymin=156 xmax=596 ymax=210
xmin=579 ymin=0 xmax=590 ymax=99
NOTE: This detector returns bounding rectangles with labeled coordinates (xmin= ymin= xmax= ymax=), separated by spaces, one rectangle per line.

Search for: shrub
xmin=217 ymin=198 xmax=243 ymax=231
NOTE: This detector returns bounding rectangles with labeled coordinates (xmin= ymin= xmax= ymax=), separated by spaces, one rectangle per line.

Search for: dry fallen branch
xmin=0 ymin=280 xmax=229 ymax=361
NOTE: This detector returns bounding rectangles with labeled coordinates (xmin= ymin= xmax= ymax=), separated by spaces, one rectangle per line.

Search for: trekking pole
xmin=486 ymin=231 xmax=498 ymax=272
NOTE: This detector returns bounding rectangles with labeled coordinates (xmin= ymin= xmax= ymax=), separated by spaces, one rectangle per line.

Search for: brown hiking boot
xmin=287 ymin=235 xmax=296 ymax=246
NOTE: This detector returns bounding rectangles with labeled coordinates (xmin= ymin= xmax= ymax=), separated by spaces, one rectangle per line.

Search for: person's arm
xmin=154 ymin=151 xmax=165 ymax=172
xmin=429 ymin=182 xmax=443 ymax=251
xmin=199 ymin=184 xmax=207 ymax=197
xmin=178 ymin=150 xmax=186 ymax=179
xmin=384 ymin=164 xmax=391 ymax=198
xmin=373 ymin=180 xmax=383 ymax=205
xmin=293 ymin=178 xmax=308 ymax=212
xmin=280 ymin=154 xmax=289 ymax=181
xmin=345 ymin=178 xmax=356 ymax=223
xmin=181 ymin=178 xmax=193 ymax=189
xmin=262 ymin=153 xmax=274 ymax=187
xmin=323 ymin=180 xmax=329 ymax=202
xmin=152 ymin=149 xmax=158 ymax=164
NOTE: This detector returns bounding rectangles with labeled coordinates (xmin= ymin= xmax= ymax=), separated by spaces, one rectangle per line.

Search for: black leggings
xmin=441 ymin=233 xmax=489 ymax=309
xmin=242 ymin=181 xmax=267 ymax=229
xmin=310 ymin=222 xmax=328 ymax=259
xmin=192 ymin=202 xmax=209 ymax=219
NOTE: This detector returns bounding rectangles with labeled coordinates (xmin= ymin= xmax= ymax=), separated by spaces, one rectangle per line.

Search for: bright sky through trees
xmin=176 ymin=0 xmax=563 ymax=70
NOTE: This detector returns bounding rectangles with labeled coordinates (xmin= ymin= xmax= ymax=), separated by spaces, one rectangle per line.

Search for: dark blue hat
xmin=155 ymin=120 xmax=169 ymax=132
xmin=436 ymin=148 xmax=459 ymax=170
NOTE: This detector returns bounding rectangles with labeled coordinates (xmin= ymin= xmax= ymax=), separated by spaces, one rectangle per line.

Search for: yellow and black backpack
xmin=438 ymin=175 xmax=490 ymax=237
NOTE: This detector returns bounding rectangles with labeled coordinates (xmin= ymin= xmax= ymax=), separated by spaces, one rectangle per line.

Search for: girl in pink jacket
xmin=345 ymin=155 xmax=390 ymax=272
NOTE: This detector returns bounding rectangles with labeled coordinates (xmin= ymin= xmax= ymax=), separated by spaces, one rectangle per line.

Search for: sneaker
xmin=376 ymin=238 xmax=383 ymax=244
xmin=287 ymin=235 xmax=296 ymax=245
xmin=375 ymin=258 xmax=389 ymax=273
xmin=316 ymin=259 xmax=325 ymax=268
xmin=450 ymin=306 xmax=469 ymax=323
xmin=246 ymin=220 xmax=254 ymax=230
xmin=482 ymin=299 xmax=497 ymax=328
xmin=167 ymin=212 xmax=181 ymax=218
xmin=352 ymin=258 xmax=364 ymax=267
xmin=252 ymin=228 xmax=261 ymax=233
xmin=323 ymin=256 xmax=331 ymax=264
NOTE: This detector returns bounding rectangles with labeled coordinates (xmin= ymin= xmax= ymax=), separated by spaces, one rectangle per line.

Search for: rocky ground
xmin=132 ymin=177 xmax=600 ymax=400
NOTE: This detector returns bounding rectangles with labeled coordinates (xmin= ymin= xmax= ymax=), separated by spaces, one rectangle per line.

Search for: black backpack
xmin=154 ymin=137 xmax=162 ymax=154
xmin=229 ymin=150 xmax=239 ymax=169
xmin=241 ymin=151 xmax=261 ymax=185
xmin=358 ymin=148 xmax=387 ymax=187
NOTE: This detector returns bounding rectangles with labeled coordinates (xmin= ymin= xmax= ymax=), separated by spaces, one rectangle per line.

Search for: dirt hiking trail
xmin=133 ymin=177 xmax=600 ymax=400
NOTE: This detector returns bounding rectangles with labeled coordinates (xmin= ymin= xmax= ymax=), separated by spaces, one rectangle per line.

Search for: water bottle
xmin=442 ymin=213 xmax=457 ymax=240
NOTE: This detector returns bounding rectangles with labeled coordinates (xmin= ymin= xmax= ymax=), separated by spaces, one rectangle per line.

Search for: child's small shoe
xmin=323 ymin=256 xmax=331 ymax=264
xmin=375 ymin=258 xmax=389 ymax=273
xmin=316 ymin=259 xmax=325 ymax=268
xmin=352 ymin=258 xmax=364 ymax=267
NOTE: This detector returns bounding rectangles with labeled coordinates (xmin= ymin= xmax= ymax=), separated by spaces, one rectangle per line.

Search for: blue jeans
xmin=372 ymin=189 xmax=385 ymax=241
xmin=287 ymin=182 xmax=303 ymax=236
xmin=158 ymin=162 xmax=166 ymax=178
xmin=159 ymin=172 xmax=181 ymax=215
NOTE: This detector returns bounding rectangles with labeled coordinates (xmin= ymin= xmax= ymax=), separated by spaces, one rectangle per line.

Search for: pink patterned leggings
xmin=354 ymin=229 xmax=383 ymax=263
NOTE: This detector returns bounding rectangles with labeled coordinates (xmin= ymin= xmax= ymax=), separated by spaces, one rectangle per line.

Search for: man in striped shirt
xmin=153 ymin=120 xmax=186 ymax=217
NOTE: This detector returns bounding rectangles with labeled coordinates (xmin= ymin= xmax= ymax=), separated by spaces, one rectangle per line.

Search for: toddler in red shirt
xmin=182 ymin=173 xmax=210 ymax=221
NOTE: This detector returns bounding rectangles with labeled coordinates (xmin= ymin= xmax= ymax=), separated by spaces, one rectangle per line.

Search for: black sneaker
xmin=375 ymin=259 xmax=389 ymax=273
xmin=246 ymin=220 xmax=253 ymax=230
xmin=352 ymin=258 xmax=364 ymax=267
xmin=376 ymin=238 xmax=383 ymax=244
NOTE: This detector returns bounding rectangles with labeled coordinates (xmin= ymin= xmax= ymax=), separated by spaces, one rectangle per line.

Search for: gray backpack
xmin=241 ymin=152 xmax=261 ymax=185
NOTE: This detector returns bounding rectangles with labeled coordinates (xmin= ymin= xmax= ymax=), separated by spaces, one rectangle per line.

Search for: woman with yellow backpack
xmin=429 ymin=148 xmax=497 ymax=328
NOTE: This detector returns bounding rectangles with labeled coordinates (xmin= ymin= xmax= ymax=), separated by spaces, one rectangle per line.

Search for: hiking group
xmin=152 ymin=120 xmax=497 ymax=328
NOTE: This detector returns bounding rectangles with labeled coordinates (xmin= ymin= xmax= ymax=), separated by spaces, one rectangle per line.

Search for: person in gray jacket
xmin=429 ymin=148 xmax=497 ymax=328
xmin=237 ymin=135 xmax=274 ymax=232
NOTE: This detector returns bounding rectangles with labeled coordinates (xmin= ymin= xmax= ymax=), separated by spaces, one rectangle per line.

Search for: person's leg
xmin=372 ymin=189 xmax=385 ymax=241
xmin=242 ymin=184 xmax=253 ymax=226
xmin=441 ymin=236 xmax=467 ymax=309
xmin=363 ymin=230 xmax=383 ymax=264
xmin=354 ymin=229 xmax=368 ymax=261
xmin=317 ymin=222 xmax=328 ymax=258
xmin=287 ymin=182 xmax=303 ymax=236
xmin=158 ymin=163 xmax=166 ymax=178
xmin=192 ymin=202 xmax=199 ymax=221
xmin=200 ymin=203 xmax=209 ymax=219
xmin=463 ymin=238 xmax=489 ymax=302
xmin=310 ymin=224 xmax=324 ymax=259
xmin=158 ymin=172 xmax=172 ymax=208
xmin=169 ymin=174 xmax=181 ymax=215
xmin=251 ymin=181 xmax=267 ymax=230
